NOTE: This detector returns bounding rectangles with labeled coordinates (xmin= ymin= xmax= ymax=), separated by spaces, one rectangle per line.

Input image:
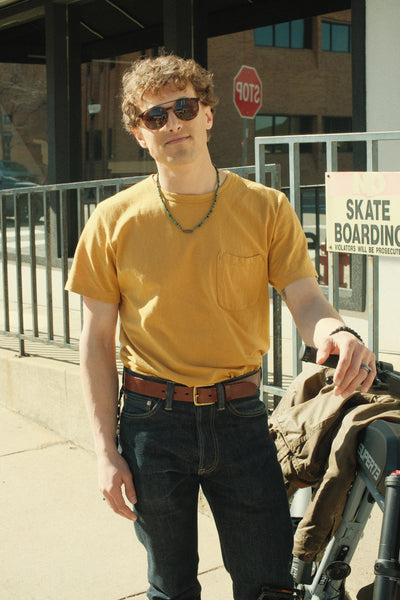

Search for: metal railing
xmin=0 ymin=175 xmax=147 ymax=356
xmin=0 ymin=166 xmax=283 ymax=359
xmin=3 ymin=133 xmax=399 ymax=399
xmin=256 ymin=130 xmax=400 ymax=398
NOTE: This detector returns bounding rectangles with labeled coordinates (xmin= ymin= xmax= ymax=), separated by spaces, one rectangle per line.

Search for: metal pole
xmin=373 ymin=472 xmax=400 ymax=599
xmin=242 ymin=118 xmax=249 ymax=166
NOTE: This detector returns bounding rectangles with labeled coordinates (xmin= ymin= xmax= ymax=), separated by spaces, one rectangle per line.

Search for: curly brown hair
xmin=121 ymin=54 xmax=218 ymax=133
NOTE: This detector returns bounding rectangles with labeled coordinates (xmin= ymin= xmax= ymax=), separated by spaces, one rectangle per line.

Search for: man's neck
xmin=156 ymin=159 xmax=219 ymax=195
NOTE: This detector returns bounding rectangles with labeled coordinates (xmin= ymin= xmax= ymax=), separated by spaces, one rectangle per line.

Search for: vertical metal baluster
xmin=77 ymin=187 xmax=85 ymax=330
xmin=1 ymin=195 xmax=10 ymax=332
xmin=44 ymin=191 xmax=54 ymax=341
xmin=60 ymin=190 xmax=70 ymax=345
xmin=289 ymin=141 xmax=302 ymax=376
xmin=326 ymin=141 xmax=340 ymax=309
xmin=366 ymin=138 xmax=379 ymax=355
xmin=255 ymin=139 xmax=266 ymax=185
xmin=14 ymin=193 xmax=25 ymax=355
xmin=28 ymin=191 xmax=39 ymax=337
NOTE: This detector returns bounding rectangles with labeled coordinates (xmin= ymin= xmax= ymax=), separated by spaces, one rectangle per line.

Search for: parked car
xmin=0 ymin=160 xmax=36 ymax=182
xmin=0 ymin=175 xmax=37 ymax=191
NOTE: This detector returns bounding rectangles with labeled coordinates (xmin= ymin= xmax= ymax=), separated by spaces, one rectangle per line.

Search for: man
xmin=66 ymin=54 xmax=376 ymax=600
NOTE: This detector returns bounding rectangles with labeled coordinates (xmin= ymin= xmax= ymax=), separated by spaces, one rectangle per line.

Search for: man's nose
xmin=166 ymin=108 xmax=182 ymax=131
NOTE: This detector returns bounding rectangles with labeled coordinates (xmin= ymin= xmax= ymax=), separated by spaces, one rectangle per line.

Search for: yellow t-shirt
xmin=66 ymin=172 xmax=317 ymax=386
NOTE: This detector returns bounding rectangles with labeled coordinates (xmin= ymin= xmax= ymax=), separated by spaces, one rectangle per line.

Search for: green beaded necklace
xmin=155 ymin=166 xmax=220 ymax=233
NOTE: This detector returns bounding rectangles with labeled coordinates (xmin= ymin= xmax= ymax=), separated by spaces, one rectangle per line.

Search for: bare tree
xmin=0 ymin=63 xmax=47 ymax=172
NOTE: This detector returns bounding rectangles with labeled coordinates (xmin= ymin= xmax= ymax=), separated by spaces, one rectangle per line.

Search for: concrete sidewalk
xmin=0 ymin=334 xmax=383 ymax=600
xmin=0 ymin=405 xmax=232 ymax=600
xmin=0 ymin=404 xmax=382 ymax=600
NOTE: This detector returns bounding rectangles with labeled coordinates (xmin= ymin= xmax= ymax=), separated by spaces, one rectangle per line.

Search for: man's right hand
xmin=98 ymin=451 xmax=137 ymax=521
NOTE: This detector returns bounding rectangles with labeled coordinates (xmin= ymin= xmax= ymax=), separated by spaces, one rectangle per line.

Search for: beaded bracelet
xmin=329 ymin=326 xmax=363 ymax=343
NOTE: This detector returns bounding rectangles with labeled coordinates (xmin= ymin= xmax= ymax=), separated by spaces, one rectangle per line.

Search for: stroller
xmin=270 ymin=346 xmax=400 ymax=600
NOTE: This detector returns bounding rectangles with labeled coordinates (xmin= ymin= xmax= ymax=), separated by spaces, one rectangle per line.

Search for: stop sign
xmin=233 ymin=65 xmax=262 ymax=119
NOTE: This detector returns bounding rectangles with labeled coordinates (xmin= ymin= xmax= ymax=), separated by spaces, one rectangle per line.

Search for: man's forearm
xmin=79 ymin=298 xmax=137 ymax=520
xmin=80 ymin=327 xmax=120 ymax=456
xmin=283 ymin=276 xmax=376 ymax=397
xmin=282 ymin=279 xmax=345 ymax=348
xmin=299 ymin=301 xmax=345 ymax=349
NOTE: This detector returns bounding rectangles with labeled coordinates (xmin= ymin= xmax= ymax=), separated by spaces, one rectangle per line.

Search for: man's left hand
xmin=316 ymin=332 xmax=376 ymax=398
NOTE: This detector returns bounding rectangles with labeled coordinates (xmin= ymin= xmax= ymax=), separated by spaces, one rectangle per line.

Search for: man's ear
xmin=204 ymin=105 xmax=214 ymax=132
xmin=131 ymin=127 xmax=147 ymax=148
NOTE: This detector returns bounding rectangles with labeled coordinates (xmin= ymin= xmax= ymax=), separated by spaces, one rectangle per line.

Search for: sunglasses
xmin=138 ymin=97 xmax=201 ymax=130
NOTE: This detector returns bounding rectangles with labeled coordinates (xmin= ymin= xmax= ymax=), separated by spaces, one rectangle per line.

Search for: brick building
xmin=0 ymin=10 xmax=352 ymax=187
xmin=83 ymin=10 xmax=352 ymax=186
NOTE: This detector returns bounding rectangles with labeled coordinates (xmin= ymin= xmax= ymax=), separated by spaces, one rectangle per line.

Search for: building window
xmin=323 ymin=116 xmax=352 ymax=151
xmin=254 ymin=19 xmax=311 ymax=49
xmin=86 ymin=129 xmax=103 ymax=161
xmin=322 ymin=21 xmax=351 ymax=52
xmin=255 ymin=114 xmax=314 ymax=152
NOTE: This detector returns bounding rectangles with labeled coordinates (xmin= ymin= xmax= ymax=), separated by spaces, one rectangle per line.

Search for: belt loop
xmin=165 ymin=382 xmax=174 ymax=411
xmin=216 ymin=382 xmax=226 ymax=411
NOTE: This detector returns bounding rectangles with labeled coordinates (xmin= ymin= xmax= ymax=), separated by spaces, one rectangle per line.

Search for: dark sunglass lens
xmin=143 ymin=108 xmax=168 ymax=130
xmin=141 ymin=98 xmax=200 ymax=129
xmin=174 ymin=98 xmax=199 ymax=121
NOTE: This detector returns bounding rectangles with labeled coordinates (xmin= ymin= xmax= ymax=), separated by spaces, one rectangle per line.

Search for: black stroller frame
xmin=290 ymin=346 xmax=400 ymax=600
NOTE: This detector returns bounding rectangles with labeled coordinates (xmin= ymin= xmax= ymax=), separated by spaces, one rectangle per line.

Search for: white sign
xmin=88 ymin=103 xmax=101 ymax=115
xmin=326 ymin=172 xmax=400 ymax=257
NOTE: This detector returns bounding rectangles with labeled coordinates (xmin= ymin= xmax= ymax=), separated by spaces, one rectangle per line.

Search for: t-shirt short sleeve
xmin=65 ymin=206 xmax=120 ymax=304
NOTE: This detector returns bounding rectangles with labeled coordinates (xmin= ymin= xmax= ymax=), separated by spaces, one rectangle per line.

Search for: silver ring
xmin=360 ymin=363 xmax=372 ymax=373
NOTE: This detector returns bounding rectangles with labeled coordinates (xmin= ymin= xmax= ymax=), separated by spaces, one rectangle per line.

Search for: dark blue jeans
xmin=119 ymin=373 xmax=293 ymax=600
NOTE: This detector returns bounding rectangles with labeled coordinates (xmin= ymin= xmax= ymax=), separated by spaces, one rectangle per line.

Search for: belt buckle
xmin=193 ymin=386 xmax=214 ymax=406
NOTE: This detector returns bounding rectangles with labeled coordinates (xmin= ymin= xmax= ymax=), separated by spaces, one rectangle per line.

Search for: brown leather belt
xmin=123 ymin=369 xmax=261 ymax=406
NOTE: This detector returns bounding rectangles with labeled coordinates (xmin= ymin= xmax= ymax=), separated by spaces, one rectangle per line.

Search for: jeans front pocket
xmin=121 ymin=390 xmax=162 ymax=420
xmin=217 ymin=251 xmax=265 ymax=311
xmin=227 ymin=393 xmax=267 ymax=418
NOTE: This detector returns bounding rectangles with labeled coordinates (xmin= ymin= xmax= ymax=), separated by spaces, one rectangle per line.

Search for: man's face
xmin=132 ymin=84 xmax=214 ymax=168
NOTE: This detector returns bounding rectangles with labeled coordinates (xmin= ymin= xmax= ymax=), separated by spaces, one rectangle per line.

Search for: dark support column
xmin=45 ymin=3 xmax=81 ymax=255
xmin=351 ymin=0 xmax=366 ymax=170
xmin=67 ymin=8 xmax=82 ymax=185
xmin=163 ymin=0 xmax=208 ymax=67
xmin=46 ymin=3 xmax=82 ymax=183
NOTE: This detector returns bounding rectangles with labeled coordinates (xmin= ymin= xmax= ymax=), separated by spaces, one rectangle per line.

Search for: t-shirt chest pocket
xmin=217 ymin=251 xmax=266 ymax=311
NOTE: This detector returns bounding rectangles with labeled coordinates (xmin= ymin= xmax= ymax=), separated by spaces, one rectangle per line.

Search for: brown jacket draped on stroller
xmin=269 ymin=365 xmax=400 ymax=561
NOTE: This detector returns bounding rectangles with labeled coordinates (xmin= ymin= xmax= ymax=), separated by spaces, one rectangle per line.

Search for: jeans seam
xmin=197 ymin=407 xmax=220 ymax=475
